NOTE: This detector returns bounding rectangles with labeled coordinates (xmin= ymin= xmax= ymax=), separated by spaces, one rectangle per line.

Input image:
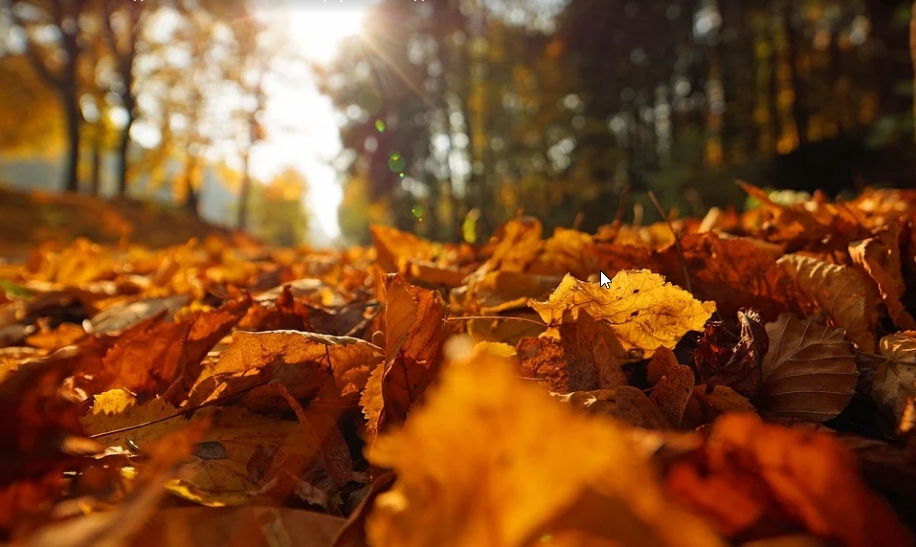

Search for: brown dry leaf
xmin=692 ymin=384 xmax=757 ymax=422
xmin=366 ymin=355 xmax=725 ymax=546
xmin=736 ymin=182 xmax=830 ymax=247
xmin=23 ymin=322 xmax=86 ymax=351
xmin=676 ymin=234 xmax=789 ymax=320
xmin=91 ymin=313 xmax=191 ymax=397
xmin=868 ymin=331 xmax=916 ymax=427
xmin=483 ymin=216 xmax=543 ymax=273
xmin=136 ymin=506 xmax=345 ymax=547
xmin=777 ymin=254 xmax=875 ymax=352
xmin=0 ymin=346 xmax=91 ymax=484
xmin=166 ymin=293 xmax=251 ymax=401
xmin=377 ymin=275 xmax=447 ymax=431
xmin=516 ymin=311 xmax=628 ymax=392
xmin=849 ymin=224 xmax=916 ymax=331
xmin=273 ymin=383 xmax=354 ymax=487
xmin=647 ymin=345 xmax=679 ymax=385
xmin=80 ymin=389 xmax=188 ymax=454
xmin=186 ymin=330 xmax=383 ymax=412
xmin=758 ymin=314 xmax=857 ymax=423
xmin=85 ymin=392 xmax=322 ymax=507
xmin=457 ymin=270 xmax=560 ymax=315
xmin=529 ymin=227 xmax=597 ymax=280
xmin=699 ymin=310 xmax=769 ymax=400
xmin=649 ymin=365 xmax=696 ymax=429
xmin=666 ymin=413 xmax=912 ymax=546
xmin=371 ymin=225 xmax=437 ymax=273
xmin=529 ymin=271 xmax=715 ymax=357
xmin=360 ymin=363 xmax=384 ymax=441
xmin=554 ymin=386 xmax=671 ymax=430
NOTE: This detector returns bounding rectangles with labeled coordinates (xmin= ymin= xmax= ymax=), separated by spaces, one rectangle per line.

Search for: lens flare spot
xmin=388 ymin=153 xmax=406 ymax=172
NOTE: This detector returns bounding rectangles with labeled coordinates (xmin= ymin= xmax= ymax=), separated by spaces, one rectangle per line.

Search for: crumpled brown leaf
xmin=515 ymin=310 xmax=628 ymax=392
xmin=186 ymin=330 xmax=382 ymax=412
xmin=849 ymin=223 xmax=916 ymax=331
xmin=697 ymin=310 xmax=769 ymax=400
xmin=868 ymin=331 xmax=916 ymax=428
xmin=376 ymin=275 xmax=448 ymax=433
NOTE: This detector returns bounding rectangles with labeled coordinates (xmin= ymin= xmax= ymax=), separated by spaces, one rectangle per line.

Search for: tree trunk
xmin=184 ymin=156 xmax=200 ymax=217
xmin=238 ymin=153 xmax=251 ymax=231
xmin=115 ymin=116 xmax=134 ymax=196
xmin=90 ymin=129 xmax=102 ymax=195
xmin=62 ymin=93 xmax=81 ymax=193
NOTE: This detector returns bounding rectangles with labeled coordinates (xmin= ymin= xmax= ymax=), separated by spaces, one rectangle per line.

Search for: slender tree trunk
xmin=238 ymin=152 xmax=251 ymax=231
xmin=90 ymin=129 xmax=102 ymax=195
xmin=184 ymin=156 xmax=200 ymax=217
xmin=115 ymin=116 xmax=134 ymax=196
xmin=62 ymin=92 xmax=81 ymax=193
xmin=784 ymin=0 xmax=807 ymax=144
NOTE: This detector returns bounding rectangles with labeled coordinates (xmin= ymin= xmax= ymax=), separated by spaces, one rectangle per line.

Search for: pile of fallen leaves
xmin=3 ymin=185 xmax=916 ymax=546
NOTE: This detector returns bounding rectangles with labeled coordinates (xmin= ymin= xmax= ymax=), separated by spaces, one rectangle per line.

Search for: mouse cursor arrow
xmin=599 ymin=271 xmax=611 ymax=289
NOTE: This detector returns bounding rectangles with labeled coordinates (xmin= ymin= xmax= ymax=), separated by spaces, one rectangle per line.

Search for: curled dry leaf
xmin=186 ymin=330 xmax=382 ymax=412
xmin=366 ymin=355 xmax=725 ymax=547
xmin=666 ymin=413 xmax=913 ymax=546
xmin=698 ymin=310 xmax=769 ymax=400
xmin=529 ymin=271 xmax=715 ymax=358
xmin=377 ymin=275 xmax=447 ymax=432
xmin=528 ymin=227 xmax=597 ymax=280
xmin=777 ymin=254 xmax=875 ymax=352
xmin=370 ymin=225 xmax=437 ymax=273
xmin=647 ymin=345 xmax=679 ymax=385
xmin=849 ymin=223 xmax=916 ymax=331
xmin=554 ymin=386 xmax=671 ymax=430
xmin=515 ymin=311 xmax=628 ymax=392
xmin=758 ymin=314 xmax=857 ymax=423
xmin=869 ymin=331 xmax=916 ymax=427
xmin=649 ymin=365 xmax=696 ymax=429
xmin=482 ymin=216 xmax=543 ymax=273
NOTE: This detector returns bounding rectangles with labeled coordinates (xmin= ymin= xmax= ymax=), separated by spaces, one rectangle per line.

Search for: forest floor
xmin=0 ymin=185 xmax=234 ymax=259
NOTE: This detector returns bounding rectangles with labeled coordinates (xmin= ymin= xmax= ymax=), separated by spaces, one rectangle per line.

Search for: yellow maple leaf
xmin=365 ymin=355 xmax=725 ymax=546
xmin=528 ymin=271 xmax=715 ymax=357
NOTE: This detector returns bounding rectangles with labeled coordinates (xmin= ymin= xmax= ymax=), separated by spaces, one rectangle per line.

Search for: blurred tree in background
xmin=249 ymin=165 xmax=309 ymax=247
xmin=0 ymin=0 xmax=307 ymax=235
xmin=1 ymin=0 xmax=914 ymax=246
xmin=318 ymin=0 xmax=916 ymax=243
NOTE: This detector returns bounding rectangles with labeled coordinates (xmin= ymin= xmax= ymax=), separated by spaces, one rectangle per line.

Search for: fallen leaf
xmin=516 ymin=311 xmax=628 ymax=392
xmin=377 ymin=275 xmax=447 ymax=431
xmin=366 ymin=355 xmax=725 ymax=546
xmin=529 ymin=271 xmax=715 ymax=357
xmin=868 ymin=331 xmax=916 ymax=427
xmin=371 ymin=225 xmax=438 ymax=273
xmin=757 ymin=314 xmax=857 ymax=422
xmin=849 ymin=224 xmax=916 ymax=331
xmin=778 ymin=254 xmax=875 ymax=352
xmin=186 ymin=330 xmax=383 ymax=412
xmin=666 ymin=413 xmax=912 ymax=546
xmin=649 ymin=365 xmax=695 ymax=428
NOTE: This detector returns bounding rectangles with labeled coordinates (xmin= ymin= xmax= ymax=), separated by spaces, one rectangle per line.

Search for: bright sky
xmin=252 ymin=2 xmax=370 ymax=245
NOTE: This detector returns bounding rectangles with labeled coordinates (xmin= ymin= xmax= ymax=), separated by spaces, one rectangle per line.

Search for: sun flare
xmin=252 ymin=2 xmax=369 ymax=243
